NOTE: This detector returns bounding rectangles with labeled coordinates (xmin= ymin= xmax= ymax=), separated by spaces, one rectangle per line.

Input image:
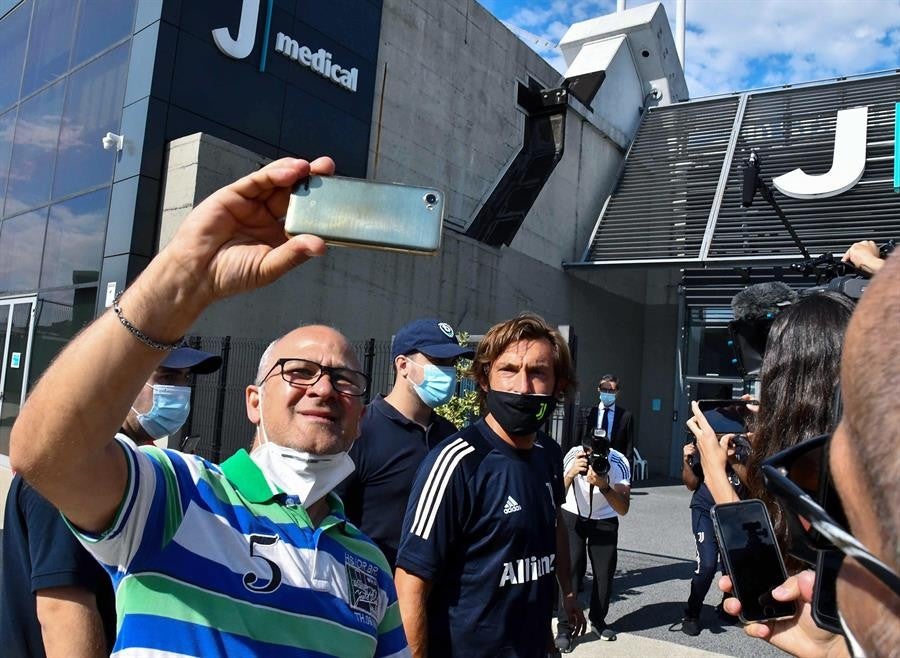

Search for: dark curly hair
xmin=745 ymin=291 xmax=855 ymax=568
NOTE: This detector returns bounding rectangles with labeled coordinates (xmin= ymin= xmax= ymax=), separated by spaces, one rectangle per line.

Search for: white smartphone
xmin=284 ymin=175 xmax=444 ymax=254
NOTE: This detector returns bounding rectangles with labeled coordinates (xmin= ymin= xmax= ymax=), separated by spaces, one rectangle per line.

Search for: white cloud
xmin=488 ymin=0 xmax=900 ymax=97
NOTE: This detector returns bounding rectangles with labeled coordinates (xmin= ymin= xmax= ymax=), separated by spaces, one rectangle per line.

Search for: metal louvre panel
xmin=709 ymin=75 xmax=900 ymax=259
xmin=682 ymin=267 xmax=816 ymax=309
xmin=585 ymin=97 xmax=739 ymax=262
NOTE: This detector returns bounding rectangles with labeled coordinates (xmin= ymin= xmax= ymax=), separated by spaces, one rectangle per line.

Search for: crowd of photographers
xmin=2 ymin=157 xmax=898 ymax=658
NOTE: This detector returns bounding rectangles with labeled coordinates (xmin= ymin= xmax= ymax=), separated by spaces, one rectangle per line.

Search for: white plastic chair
xmin=632 ymin=448 xmax=648 ymax=481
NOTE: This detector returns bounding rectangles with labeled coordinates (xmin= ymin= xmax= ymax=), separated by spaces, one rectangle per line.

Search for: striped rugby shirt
xmin=70 ymin=437 xmax=410 ymax=658
xmin=396 ymin=420 xmax=564 ymax=658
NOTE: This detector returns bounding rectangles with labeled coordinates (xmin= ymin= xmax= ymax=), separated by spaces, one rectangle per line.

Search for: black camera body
xmin=686 ymin=433 xmax=751 ymax=470
xmin=730 ymin=433 xmax=751 ymax=464
xmin=583 ymin=428 xmax=611 ymax=476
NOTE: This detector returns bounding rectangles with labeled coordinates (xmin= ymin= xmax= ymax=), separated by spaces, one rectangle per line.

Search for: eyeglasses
xmin=762 ymin=434 xmax=900 ymax=595
xmin=260 ymin=358 xmax=370 ymax=397
xmin=598 ymin=387 xmax=617 ymax=393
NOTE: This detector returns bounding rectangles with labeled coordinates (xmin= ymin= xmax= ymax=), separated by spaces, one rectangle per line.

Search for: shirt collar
xmin=219 ymin=449 xmax=345 ymax=519
xmin=373 ymin=394 xmax=436 ymax=429
xmin=221 ymin=449 xmax=279 ymax=503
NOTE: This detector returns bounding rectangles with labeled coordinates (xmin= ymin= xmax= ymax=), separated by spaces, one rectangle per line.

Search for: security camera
xmin=101 ymin=132 xmax=124 ymax=152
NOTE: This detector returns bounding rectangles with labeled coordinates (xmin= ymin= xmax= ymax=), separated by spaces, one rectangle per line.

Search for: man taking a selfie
xmin=9 ymin=158 xmax=409 ymax=657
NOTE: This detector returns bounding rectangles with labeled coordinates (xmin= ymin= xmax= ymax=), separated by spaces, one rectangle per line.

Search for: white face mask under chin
xmin=249 ymin=390 xmax=355 ymax=509
xmin=839 ymin=610 xmax=868 ymax=658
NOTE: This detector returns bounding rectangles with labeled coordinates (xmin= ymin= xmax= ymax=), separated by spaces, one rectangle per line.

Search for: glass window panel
xmin=27 ymin=287 xmax=96 ymax=392
xmin=40 ymin=187 xmax=107 ymax=288
xmin=0 ymin=109 xmax=16 ymax=203
xmin=20 ymin=0 xmax=77 ymax=97
xmin=71 ymin=0 xmax=135 ymax=67
xmin=0 ymin=208 xmax=47 ymax=293
xmin=0 ymin=300 xmax=34 ymax=455
xmin=3 ymin=79 xmax=65 ymax=217
xmin=0 ymin=0 xmax=32 ymax=113
xmin=53 ymin=43 xmax=129 ymax=199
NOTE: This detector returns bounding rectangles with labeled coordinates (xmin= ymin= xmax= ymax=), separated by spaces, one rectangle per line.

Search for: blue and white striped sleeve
xmin=67 ymin=437 xmax=188 ymax=572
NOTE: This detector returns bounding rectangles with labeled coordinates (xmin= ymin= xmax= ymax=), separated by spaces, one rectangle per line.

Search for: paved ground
xmin=558 ymin=479 xmax=786 ymax=658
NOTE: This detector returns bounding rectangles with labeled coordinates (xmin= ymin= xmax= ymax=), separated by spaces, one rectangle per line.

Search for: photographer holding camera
xmin=554 ymin=425 xmax=631 ymax=652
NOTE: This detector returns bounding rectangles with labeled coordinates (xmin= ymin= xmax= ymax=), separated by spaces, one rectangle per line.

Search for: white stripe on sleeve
xmin=410 ymin=438 xmax=474 ymax=539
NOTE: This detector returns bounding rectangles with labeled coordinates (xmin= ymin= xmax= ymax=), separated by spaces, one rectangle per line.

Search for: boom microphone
xmin=731 ymin=281 xmax=797 ymax=322
xmin=741 ymin=152 xmax=760 ymax=208
xmin=729 ymin=281 xmax=798 ymax=379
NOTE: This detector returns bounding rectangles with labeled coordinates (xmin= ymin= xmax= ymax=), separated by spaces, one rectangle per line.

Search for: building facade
xmin=9 ymin=0 xmax=890 ymax=513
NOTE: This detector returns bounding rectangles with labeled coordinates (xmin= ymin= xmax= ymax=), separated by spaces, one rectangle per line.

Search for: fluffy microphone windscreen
xmin=731 ymin=281 xmax=798 ymax=321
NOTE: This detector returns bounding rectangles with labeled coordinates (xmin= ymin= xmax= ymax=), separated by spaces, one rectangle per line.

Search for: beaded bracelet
xmin=112 ymin=291 xmax=183 ymax=351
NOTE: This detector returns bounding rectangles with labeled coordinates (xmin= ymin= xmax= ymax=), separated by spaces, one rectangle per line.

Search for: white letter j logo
xmin=212 ymin=0 xmax=261 ymax=60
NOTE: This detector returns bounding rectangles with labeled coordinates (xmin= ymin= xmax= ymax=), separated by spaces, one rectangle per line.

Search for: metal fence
xmin=182 ymin=335 xmax=581 ymax=462
xmin=183 ymin=336 xmax=395 ymax=462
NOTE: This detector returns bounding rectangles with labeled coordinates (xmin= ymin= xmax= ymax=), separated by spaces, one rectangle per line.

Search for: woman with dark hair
xmin=687 ymin=291 xmax=855 ymax=558
xmin=743 ymin=291 xmax=855 ymax=560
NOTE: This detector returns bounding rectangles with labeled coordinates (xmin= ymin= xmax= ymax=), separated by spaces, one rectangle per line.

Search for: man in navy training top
xmin=336 ymin=318 xmax=473 ymax=567
xmin=395 ymin=312 xmax=586 ymax=658
xmin=0 ymin=345 xmax=219 ymax=657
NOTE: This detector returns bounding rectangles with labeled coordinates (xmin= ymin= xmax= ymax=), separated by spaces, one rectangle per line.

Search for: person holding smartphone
xmin=680 ymin=433 xmax=745 ymax=636
xmin=717 ymin=250 xmax=900 ymax=658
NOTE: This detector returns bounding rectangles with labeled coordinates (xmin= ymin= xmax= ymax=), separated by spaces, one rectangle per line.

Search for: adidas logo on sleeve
xmin=503 ymin=496 xmax=522 ymax=514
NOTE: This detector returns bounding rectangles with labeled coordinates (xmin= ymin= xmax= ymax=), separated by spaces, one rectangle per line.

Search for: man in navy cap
xmin=120 ymin=344 xmax=221 ymax=449
xmin=0 ymin=344 xmax=220 ymax=658
xmin=335 ymin=319 xmax=473 ymax=567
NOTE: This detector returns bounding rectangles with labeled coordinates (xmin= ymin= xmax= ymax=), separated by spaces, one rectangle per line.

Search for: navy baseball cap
xmin=391 ymin=319 xmax=475 ymax=361
xmin=161 ymin=345 xmax=222 ymax=374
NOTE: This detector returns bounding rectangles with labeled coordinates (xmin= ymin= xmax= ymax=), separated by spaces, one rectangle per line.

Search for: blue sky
xmin=480 ymin=0 xmax=900 ymax=98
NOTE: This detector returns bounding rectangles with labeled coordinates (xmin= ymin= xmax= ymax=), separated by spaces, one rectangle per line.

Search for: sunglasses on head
xmin=761 ymin=434 xmax=900 ymax=595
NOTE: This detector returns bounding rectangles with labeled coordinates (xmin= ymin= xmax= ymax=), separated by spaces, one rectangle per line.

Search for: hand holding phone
xmin=712 ymin=500 xmax=798 ymax=623
xmin=718 ymin=570 xmax=847 ymax=656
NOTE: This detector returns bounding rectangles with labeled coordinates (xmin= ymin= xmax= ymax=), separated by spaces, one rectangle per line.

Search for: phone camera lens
xmin=424 ymin=192 xmax=438 ymax=206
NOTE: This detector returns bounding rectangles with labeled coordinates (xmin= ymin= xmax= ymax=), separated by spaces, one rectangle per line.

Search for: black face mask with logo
xmin=485 ymin=389 xmax=557 ymax=437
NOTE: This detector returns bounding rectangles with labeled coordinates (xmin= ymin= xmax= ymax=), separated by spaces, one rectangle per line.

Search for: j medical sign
xmin=212 ymin=0 xmax=361 ymax=92
xmin=772 ymin=103 xmax=900 ymax=199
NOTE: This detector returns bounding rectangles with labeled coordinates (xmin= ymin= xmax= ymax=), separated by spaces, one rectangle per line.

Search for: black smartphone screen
xmin=697 ymin=399 xmax=754 ymax=435
xmin=712 ymin=500 xmax=797 ymax=622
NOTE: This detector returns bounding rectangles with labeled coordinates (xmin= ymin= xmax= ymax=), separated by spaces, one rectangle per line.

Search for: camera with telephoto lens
xmin=582 ymin=428 xmax=611 ymax=476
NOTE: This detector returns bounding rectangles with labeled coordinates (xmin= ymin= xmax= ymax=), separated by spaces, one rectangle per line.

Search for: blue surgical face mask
xmin=599 ymin=392 xmax=617 ymax=407
xmin=408 ymin=359 xmax=457 ymax=408
xmin=134 ymin=384 xmax=191 ymax=440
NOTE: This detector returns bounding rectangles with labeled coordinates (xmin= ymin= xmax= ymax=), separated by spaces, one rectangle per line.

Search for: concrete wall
xmin=156 ymin=0 xmax=684 ymax=475
xmin=160 ymin=133 xmax=660 ymax=467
